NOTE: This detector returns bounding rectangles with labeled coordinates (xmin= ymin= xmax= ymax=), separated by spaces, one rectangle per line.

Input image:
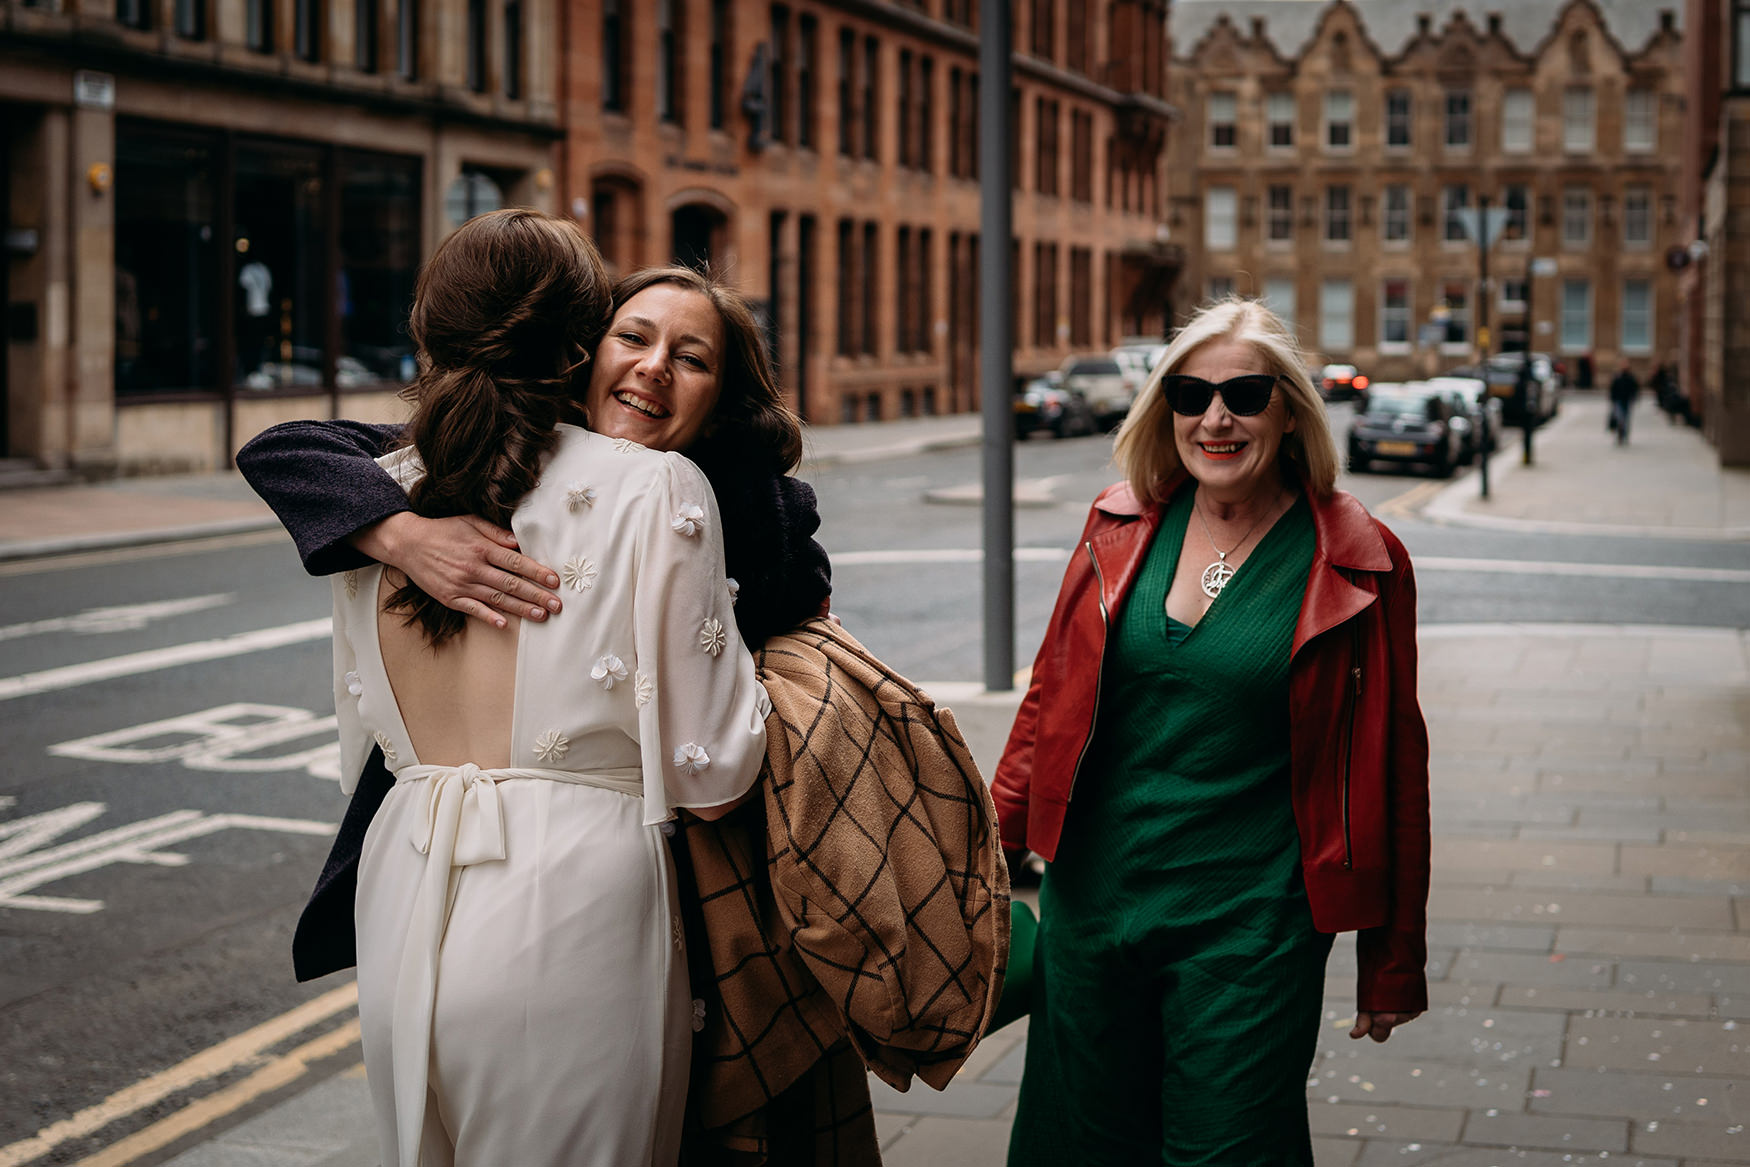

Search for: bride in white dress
xmin=327 ymin=210 xmax=768 ymax=1167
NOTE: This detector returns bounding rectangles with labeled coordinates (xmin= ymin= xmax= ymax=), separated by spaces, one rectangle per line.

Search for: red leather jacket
xmin=992 ymin=474 xmax=1430 ymax=1013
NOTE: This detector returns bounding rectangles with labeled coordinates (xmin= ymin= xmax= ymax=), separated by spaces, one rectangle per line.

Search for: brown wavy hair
xmin=389 ymin=208 xmax=611 ymax=645
xmin=608 ymin=265 xmax=803 ymax=476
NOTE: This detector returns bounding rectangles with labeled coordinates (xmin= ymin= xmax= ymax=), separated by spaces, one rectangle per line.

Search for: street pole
xmin=979 ymin=0 xmax=1014 ymax=692
xmin=1476 ymin=194 xmax=1491 ymax=500
xmin=1477 ymin=194 xmax=1491 ymax=360
xmin=1521 ymin=253 xmax=1537 ymax=467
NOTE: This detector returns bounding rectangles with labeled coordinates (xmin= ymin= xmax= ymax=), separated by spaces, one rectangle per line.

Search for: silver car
xmin=1059 ymin=355 xmax=1134 ymax=430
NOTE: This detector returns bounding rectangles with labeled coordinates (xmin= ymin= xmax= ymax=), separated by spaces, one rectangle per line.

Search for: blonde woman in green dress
xmin=992 ymin=299 xmax=1431 ymax=1164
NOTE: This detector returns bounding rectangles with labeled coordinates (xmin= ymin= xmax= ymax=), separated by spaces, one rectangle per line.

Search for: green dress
xmin=1008 ymin=489 xmax=1329 ymax=1167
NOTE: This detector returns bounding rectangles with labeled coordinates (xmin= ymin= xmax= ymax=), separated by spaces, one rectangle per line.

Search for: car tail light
xmin=1353 ymin=375 xmax=1370 ymax=390
xmin=1323 ymin=379 xmax=1334 ymax=389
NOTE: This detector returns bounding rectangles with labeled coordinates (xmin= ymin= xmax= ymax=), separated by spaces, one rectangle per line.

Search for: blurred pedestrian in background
xmin=1609 ymin=359 xmax=1641 ymax=446
xmin=1651 ymin=358 xmax=1695 ymax=427
xmin=992 ymin=298 xmax=1430 ymax=1166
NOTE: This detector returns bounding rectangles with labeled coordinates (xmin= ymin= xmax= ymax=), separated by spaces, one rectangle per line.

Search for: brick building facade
xmin=1678 ymin=0 xmax=1750 ymax=465
xmin=1168 ymin=0 xmax=1683 ymax=385
xmin=0 ymin=0 xmax=1177 ymax=478
xmin=2 ymin=0 xmax=560 ymax=476
xmin=564 ymin=0 xmax=1177 ymax=425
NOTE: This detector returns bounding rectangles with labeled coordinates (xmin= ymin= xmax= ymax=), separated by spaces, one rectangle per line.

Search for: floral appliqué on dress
xmin=561 ymin=556 xmax=598 ymax=592
xmin=635 ymin=670 xmax=655 ymax=708
xmin=344 ymin=670 xmax=363 ymax=697
xmin=533 ymin=730 xmax=570 ymax=763
xmin=343 ymin=571 xmax=359 ymax=599
xmin=673 ymin=743 xmax=710 ymax=775
xmin=670 ymin=504 xmax=706 ymax=538
xmin=698 ymin=618 xmax=727 ymax=657
xmin=373 ymin=731 xmax=397 ymax=764
xmin=612 ymin=438 xmax=644 ymax=454
xmin=726 ymin=578 xmax=740 ymax=606
xmin=592 ymin=654 xmax=629 ymax=689
xmin=565 ymin=483 xmax=597 ymax=511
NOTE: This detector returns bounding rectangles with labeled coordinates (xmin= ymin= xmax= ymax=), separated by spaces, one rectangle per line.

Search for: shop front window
xmin=115 ymin=127 xmax=219 ymax=395
xmin=117 ymin=122 xmax=422 ymax=398
xmin=234 ymin=143 xmax=326 ymax=390
xmin=339 ymin=154 xmax=422 ymax=385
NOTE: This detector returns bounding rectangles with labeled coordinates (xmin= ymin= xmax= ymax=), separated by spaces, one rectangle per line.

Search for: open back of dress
xmin=327 ymin=425 xmax=769 ymax=1167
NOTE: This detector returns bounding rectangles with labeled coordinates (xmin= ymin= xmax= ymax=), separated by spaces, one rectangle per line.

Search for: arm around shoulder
xmin=236 ymin=419 xmax=409 ymax=575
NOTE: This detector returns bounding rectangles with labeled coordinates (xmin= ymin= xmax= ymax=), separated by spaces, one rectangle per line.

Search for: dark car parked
xmin=1347 ymin=385 xmax=1466 ymax=477
xmin=1424 ymin=376 xmax=1489 ymax=465
xmin=1448 ymin=353 xmax=1560 ymax=428
xmin=1014 ymin=376 xmax=1099 ymax=439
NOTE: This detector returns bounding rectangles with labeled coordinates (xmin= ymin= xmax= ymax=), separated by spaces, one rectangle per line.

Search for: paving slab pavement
xmin=1425 ymin=391 xmax=1750 ymax=540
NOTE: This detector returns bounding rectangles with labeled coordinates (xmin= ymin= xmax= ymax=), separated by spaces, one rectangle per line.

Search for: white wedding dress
xmin=330 ymin=425 xmax=769 ymax=1167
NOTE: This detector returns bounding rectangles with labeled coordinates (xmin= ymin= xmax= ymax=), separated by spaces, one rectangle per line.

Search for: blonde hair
xmin=1112 ymin=297 xmax=1340 ymax=503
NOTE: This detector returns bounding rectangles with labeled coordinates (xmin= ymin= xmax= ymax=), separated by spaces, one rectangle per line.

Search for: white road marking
xmin=831 ymin=547 xmax=1750 ymax=585
xmin=0 ymin=803 xmax=334 ymax=914
xmin=50 ymin=703 xmax=345 ymax=782
xmin=0 ymin=618 xmax=331 ymax=702
xmin=0 ymin=594 xmax=236 ymax=643
xmin=0 ymin=982 xmax=359 ymax=1167
xmin=1 ymin=551 xmax=1738 ymax=708
xmin=1415 ymin=556 xmax=1750 ymax=584
xmin=833 ymin=548 xmax=1072 ymax=566
xmin=0 ymin=530 xmax=290 ymax=579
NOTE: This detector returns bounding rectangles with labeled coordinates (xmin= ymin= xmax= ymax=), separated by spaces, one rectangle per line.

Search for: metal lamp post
xmin=979 ymin=0 xmax=1014 ymax=692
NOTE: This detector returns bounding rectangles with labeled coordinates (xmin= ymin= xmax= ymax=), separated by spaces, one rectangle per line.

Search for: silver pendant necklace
xmin=1191 ymin=491 xmax=1281 ymax=600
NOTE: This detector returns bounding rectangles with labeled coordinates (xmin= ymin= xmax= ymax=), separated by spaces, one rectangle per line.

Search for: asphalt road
xmin=2 ymin=413 xmax=1748 ymax=1160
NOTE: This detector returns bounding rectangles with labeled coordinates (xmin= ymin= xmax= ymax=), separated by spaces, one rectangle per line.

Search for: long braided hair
xmin=388 ymin=209 xmax=612 ymax=645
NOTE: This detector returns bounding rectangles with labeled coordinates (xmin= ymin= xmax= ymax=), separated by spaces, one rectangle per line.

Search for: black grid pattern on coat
xmin=677 ymin=619 xmax=1009 ymax=1156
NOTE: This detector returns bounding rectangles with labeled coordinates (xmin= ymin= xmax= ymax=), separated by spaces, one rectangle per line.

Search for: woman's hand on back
xmin=352 ymin=512 xmax=562 ymax=629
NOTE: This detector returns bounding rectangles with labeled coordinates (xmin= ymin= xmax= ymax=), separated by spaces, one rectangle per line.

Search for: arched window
xmin=672 ymin=202 xmax=730 ymax=271
xmin=589 ymin=175 xmax=645 ymax=274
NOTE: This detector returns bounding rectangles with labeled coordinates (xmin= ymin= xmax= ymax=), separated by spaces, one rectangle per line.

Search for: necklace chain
xmin=1192 ymin=489 xmax=1284 ymax=600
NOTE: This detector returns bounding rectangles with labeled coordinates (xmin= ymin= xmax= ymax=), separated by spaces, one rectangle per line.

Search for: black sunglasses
xmin=1162 ymin=373 xmax=1280 ymax=417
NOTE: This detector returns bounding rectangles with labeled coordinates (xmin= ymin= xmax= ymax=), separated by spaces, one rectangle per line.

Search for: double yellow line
xmin=1 ymin=983 xmax=360 ymax=1167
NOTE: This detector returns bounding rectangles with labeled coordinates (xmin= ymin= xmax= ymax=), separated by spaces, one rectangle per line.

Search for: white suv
xmin=1060 ymin=355 xmax=1135 ymax=430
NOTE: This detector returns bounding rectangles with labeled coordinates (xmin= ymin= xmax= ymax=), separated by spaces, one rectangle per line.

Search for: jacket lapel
xmin=1292 ymin=488 xmax=1393 ymax=657
xmin=1089 ymin=481 xmax=1159 ymax=620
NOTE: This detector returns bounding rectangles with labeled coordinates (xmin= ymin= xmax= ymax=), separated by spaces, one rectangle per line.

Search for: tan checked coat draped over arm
xmin=679 ymin=619 xmax=1011 ymax=1162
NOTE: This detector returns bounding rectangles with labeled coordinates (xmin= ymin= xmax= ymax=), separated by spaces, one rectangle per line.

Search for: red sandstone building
xmin=1169 ymin=0 xmax=1683 ymax=386
xmin=0 ymin=0 xmax=1174 ymax=477
xmin=1677 ymin=0 xmax=1750 ymax=464
xmin=565 ymin=0 xmax=1176 ymax=425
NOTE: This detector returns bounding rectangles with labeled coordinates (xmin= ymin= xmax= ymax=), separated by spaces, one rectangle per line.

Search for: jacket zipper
xmin=1340 ymin=622 xmax=1361 ymax=869
xmin=1066 ymin=541 xmax=1109 ymax=805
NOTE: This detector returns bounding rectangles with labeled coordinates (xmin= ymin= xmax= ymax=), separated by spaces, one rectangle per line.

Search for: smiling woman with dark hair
xmin=993 ymin=297 xmax=1431 ymax=1166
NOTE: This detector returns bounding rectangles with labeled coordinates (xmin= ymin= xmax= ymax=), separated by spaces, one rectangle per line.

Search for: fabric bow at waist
xmin=381 ymin=760 xmax=644 ymax=1167
xmin=395 ymin=761 xmax=644 ymax=867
